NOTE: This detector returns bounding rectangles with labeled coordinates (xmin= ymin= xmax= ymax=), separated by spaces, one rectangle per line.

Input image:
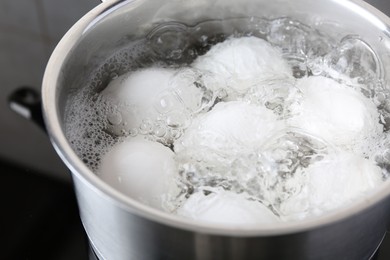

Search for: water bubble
xmin=170 ymin=129 xmax=182 ymax=139
xmin=324 ymin=36 xmax=382 ymax=82
xmin=199 ymin=35 xmax=208 ymax=46
xmin=291 ymin=62 xmax=308 ymax=78
xmin=154 ymin=89 xmax=180 ymax=114
xmin=107 ymin=111 xmax=122 ymax=125
xmin=129 ymin=128 xmax=138 ymax=137
xmin=139 ymin=119 xmax=154 ymax=134
xmin=148 ymin=22 xmax=190 ymax=61
xmin=110 ymin=72 xmax=119 ymax=80
xmin=216 ymin=89 xmax=228 ymax=100
xmin=166 ymin=111 xmax=190 ymax=128
xmin=170 ymin=68 xmax=206 ymax=112
xmin=154 ymin=125 xmax=167 ymax=138
xmin=268 ymin=18 xmax=310 ymax=58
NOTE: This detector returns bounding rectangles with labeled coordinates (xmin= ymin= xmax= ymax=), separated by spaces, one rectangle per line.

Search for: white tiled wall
xmin=0 ymin=0 xmax=389 ymax=182
xmin=0 ymin=0 xmax=97 ymax=181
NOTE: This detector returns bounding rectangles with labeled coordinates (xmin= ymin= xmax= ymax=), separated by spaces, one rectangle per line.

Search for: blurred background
xmin=1 ymin=0 xmax=390 ymax=259
xmin=0 ymin=1 xmax=97 ymax=259
xmin=0 ymin=0 xmax=97 ymax=182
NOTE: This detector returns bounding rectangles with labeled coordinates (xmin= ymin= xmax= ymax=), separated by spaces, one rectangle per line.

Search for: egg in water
xmin=279 ymin=150 xmax=383 ymax=220
xmin=175 ymin=100 xmax=283 ymax=154
xmin=192 ymin=36 xmax=292 ymax=96
xmin=97 ymin=136 xmax=178 ymax=210
xmin=288 ymin=76 xmax=382 ymax=153
xmin=177 ymin=188 xmax=279 ymax=225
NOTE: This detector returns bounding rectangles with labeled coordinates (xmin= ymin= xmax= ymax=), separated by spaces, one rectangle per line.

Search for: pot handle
xmin=8 ymin=87 xmax=46 ymax=133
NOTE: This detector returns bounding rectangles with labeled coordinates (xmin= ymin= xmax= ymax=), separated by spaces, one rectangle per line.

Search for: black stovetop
xmin=1 ymin=159 xmax=88 ymax=260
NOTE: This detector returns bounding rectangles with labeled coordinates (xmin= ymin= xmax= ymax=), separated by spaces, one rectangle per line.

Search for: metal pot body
xmin=74 ymin=176 xmax=389 ymax=260
xmin=43 ymin=0 xmax=390 ymax=259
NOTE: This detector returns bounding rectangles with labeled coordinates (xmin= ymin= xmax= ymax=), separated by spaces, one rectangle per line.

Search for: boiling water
xmin=65 ymin=17 xmax=390 ymax=224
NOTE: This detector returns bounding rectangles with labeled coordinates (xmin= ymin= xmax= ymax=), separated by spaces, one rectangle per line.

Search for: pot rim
xmin=42 ymin=0 xmax=390 ymax=236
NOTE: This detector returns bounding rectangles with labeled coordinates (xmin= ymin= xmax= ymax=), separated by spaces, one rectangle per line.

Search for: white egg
xmin=288 ymin=76 xmax=382 ymax=151
xmin=192 ymin=36 xmax=292 ymax=94
xmin=280 ymin=151 xmax=383 ymax=219
xmin=97 ymin=136 xmax=177 ymax=210
xmin=175 ymin=101 xmax=283 ymax=153
xmin=101 ymin=67 xmax=176 ymax=135
xmin=177 ymin=189 xmax=279 ymax=225
xmin=308 ymin=152 xmax=382 ymax=210
xmin=101 ymin=67 xmax=210 ymax=136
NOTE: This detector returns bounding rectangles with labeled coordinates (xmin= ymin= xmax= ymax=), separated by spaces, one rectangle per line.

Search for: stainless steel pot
xmin=42 ymin=0 xmax=390 ymax=259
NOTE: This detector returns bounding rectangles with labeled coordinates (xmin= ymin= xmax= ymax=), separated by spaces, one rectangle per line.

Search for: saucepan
xmin=25 ymin=0 xmax=390 ymax=259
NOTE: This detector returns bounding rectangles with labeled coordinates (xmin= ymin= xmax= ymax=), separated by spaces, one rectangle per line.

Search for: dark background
xmin=1 ymin=0 xmax=390 ymax=259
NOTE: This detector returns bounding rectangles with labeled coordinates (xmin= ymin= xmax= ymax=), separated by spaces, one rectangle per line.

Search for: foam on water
xmin=64 ymin=17 xmax=390 ymax=225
